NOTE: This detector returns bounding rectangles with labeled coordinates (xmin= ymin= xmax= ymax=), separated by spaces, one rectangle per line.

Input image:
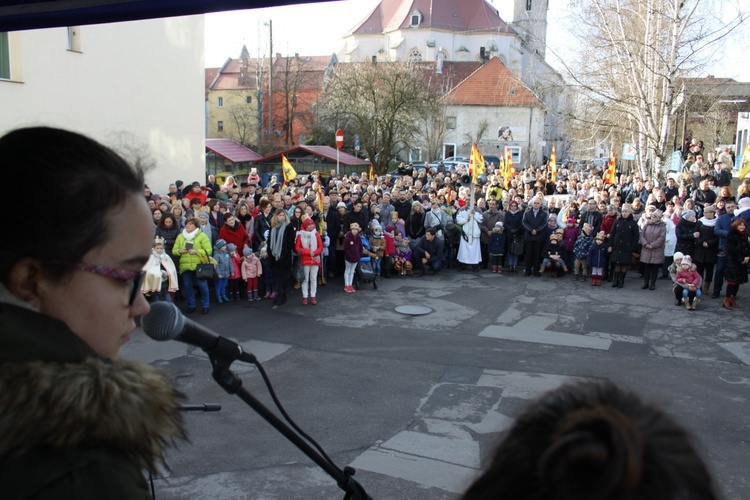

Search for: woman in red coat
xmin=294 ymin=218 xmax=323 ymax=305
xmin=218 ymin=213 xmax=250 ymax=254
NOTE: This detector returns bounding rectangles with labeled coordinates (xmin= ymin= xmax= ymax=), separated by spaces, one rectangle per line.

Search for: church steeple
xmin=513 ymin=0 xmax=548 ymax=59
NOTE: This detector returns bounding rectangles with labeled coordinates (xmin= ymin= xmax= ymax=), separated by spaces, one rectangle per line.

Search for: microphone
xmin=141 ymin=302 xmax=257 ymax=364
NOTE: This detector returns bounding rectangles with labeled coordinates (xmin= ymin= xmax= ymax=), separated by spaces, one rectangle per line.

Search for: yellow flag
xmin=740 ymin=143 xmax=750 ymax=180
xmin=506 ymin=149 xmax=515 ymax=188
xmin=549 ymin=146 xmax=557 ymax=183
xmin=604 ymin=152 xmax=617 ymax=186
xmin=470 ymin=142 xmax=485 ymax=183
xmin=282 ymin=154 xmax=297 ymax=184
xmin=498 ymin=154 xmax=506 ymax=188
xmin=369 ymin=163 xmax=375 ymax=181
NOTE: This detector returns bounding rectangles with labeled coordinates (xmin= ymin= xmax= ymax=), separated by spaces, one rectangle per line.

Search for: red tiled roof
xmin=348 ymin=0 xmax=515 ymax=35
xmin=256 ymin=145 xmax=369 ymax=166
xmin=442 ymin=57 xmax=541 ymax=107
xmin=205 ymin=139 xmax=262 ymax=163
xmin=205 ymin=67 xmax=219 ymax=89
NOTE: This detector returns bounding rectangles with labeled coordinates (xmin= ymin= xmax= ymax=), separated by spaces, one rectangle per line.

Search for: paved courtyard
xmin=124 ymin=269 xmax=750 ymax=499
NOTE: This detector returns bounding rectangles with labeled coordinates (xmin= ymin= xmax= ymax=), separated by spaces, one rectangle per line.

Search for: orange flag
xmin=549 ymin=146 xmax=557 ymax=183
xmin=369 ymin=163 xmax=375 ymax=181
xmin=505 ymin=149 xmax=516 ymax=189
xmin=604 ymin=152 xmax=617 ymax=186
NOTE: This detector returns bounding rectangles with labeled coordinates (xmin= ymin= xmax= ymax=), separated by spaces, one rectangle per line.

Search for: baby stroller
xmin=354 ymin=234 xmax=378 ymax=290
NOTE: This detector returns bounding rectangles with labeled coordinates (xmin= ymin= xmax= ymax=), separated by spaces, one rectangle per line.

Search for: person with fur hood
xmin=0 ymin=127 xmax=186 ymax=498
xmin=638 ymin=209 xmax=666 ymax=290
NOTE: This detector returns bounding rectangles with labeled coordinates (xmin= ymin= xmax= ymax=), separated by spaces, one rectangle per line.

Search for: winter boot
xmin=649 ymin=275 xmax=657 ymax=290
xmin=591 ymin=274 xmax=597 ymax=286
xmin=217 ymin=296 xmax=224 ymax=303
xmin=320 ymin=275 xmax=326 ymax=286
xmin=498 ymin=266 xmax=503 ymax=274
xmin=611 ymin=273 xmax=620 ymax=288
xmin=685 ymin=298 xmax=692 ymax=310
xmin=723 ymin=297 xmax=733 ymax=309
xmin=702 ymin=281 xmax=711 ymax=294
xmin=641 ymin=276 xmax=649 ymax=289
xmin=692 ymin=298 xmax=700 ymax=310
xmin=618 ymin=272 xmax=626 ymax=288
xmin=731 ymin=296 xmax=739 ymax=308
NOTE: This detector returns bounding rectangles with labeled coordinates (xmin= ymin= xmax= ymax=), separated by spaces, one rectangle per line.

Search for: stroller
xmin=354 ymin=234 xmax=378 ymax=290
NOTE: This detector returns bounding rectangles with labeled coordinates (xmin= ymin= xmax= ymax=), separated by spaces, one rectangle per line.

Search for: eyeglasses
xmin=73 ymin=262 xmax=146 ymax=306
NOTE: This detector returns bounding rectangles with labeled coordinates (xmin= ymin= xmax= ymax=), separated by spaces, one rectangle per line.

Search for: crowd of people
xmin=144 ymin=140 xmax=749 ymax=314
xmin=0 ymin=126 xmax=725 ymax=498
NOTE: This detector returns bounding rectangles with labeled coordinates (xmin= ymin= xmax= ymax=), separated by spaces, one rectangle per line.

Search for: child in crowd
xmin=141 ymin=236 xmax=178 ymax=302
xmin=540 ymin=230 xmax=567 ymax=276
xmin=343 ymin=222 xmax=364 ymax=292
xmin=241 ymin=246 xmax=263 ymax=301
xmin=259 ymin=243 xmax=277 ymax=299
xmin=488 ymin=221 xmax=506 ymax=274
xmin=226 ymin=243 xmax=243 ymax=301
xmin=587 ymin=231 xmax=608 ymax=286
xmin=394 ymin=232 xmax=414 ymax=277
xmin=562 ymin=216 xmax=579 ymax=271
xmin=212 ymin=239 xmax=232 ymax=303
xmin=443 ymin=221 xmax=461 ymax=269
xmin=369 ymin=222 xmax=385 ymax=280
xmin=383 ymin=224 xmax=397 ymax=278
xmin=676 ymin=255 xmax=702 ymax=310
xmin=573 ymin=223 xmax=594 ymax=282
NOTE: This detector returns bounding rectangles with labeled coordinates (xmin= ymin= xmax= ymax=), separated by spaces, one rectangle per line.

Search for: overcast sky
xmin=204 ymin=0 xmax=749 ymax=81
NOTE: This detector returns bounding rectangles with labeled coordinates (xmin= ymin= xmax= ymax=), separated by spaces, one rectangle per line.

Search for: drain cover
xmin=395 ymin=305 xmax=433 ymax=316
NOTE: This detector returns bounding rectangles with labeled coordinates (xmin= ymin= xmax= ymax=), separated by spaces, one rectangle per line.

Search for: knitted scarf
xmin=270 ymin=222 xmax=288 ymax=260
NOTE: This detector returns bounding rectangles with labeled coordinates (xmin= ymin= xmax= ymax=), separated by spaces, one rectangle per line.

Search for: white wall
xmin=443 ymin=105 xmax=545 ymax=165
xmin=0 ymin=16 xmax=205 ymax=195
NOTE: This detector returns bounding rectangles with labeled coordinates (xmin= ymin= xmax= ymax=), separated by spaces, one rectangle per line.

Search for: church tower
xmin=513 ymin=0 xmax=548 ymax=59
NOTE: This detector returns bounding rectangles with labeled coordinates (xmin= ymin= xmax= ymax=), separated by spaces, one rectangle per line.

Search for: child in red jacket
xmin=676 ymin=255 xmax=702 ymax=310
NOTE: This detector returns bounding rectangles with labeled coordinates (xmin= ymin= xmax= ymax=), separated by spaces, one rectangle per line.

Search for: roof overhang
xmin=0 ymin=1 xmax=335 ymax=32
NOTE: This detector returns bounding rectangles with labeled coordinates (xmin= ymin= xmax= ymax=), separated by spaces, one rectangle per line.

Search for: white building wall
xmin=444 ymin=104 xmax=545 ymax=165
xmin=0 ymin=16 xmax=205 ymax=195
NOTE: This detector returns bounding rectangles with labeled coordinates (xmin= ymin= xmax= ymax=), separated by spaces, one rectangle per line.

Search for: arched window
xmin=409 ymin=49 xmax=422 ymax=62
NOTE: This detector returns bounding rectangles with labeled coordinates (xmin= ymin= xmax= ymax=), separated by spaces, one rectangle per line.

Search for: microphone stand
xmin=207 ymin=347 xmax=372 ymax=500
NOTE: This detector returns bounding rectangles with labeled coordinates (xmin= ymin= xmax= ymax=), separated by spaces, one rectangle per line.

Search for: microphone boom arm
xmin=207 ymin=351 xmax=372 ymax=500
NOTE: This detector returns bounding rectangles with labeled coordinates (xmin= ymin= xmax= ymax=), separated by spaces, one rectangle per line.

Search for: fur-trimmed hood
xmin=0 ymin=356 xmax=186 ymax=473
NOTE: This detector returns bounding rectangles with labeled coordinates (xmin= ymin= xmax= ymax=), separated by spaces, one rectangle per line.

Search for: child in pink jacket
xmin=241 ymin=247 xmax=263 ymax=301
xmin=676 ymin=255 xmax=702 ymax=310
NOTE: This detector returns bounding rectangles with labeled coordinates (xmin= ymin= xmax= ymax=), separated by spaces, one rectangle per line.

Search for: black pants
xmin=524 ymin=240 xmax=543 ymax=274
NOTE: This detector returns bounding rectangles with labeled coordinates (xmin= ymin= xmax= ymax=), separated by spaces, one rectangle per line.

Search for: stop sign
xmin=335 ymin=129 xmax=344 ymax=149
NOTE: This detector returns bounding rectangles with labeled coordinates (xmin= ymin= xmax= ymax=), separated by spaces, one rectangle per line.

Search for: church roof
xmin=442 ymin=57 xmax=541 ymax=107
xmin=347 ymin=0 xmax=515 ymax=36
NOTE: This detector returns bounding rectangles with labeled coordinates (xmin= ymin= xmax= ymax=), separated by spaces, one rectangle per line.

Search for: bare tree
xmin=553 ymin=0 xmax=747 ymax=178
xmin=318 ymin=62 xmax=441 ymax=174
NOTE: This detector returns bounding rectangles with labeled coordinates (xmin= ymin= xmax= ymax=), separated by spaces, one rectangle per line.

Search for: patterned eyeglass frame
xmin=72 ymin=262 xmax=146 ymax=306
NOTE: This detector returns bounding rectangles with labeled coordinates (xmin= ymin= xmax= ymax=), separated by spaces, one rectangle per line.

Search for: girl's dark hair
xmin=158 ymin=213 xmax=177 ymax=229
xmin=0 ymin=127 xmax=143 ymax=284
xmin=462 ymin=381 xmax=718 ymax=500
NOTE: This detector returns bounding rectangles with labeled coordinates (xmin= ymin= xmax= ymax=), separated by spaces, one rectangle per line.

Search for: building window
xmin=245 ymin=95 xmax=252 ymax=105
xmin=409 ymin=49 xmax=422 ymax=63
xmin=217 ymin=121 xmax=224 ymax=132
xmin=411 ymin=15 xmax=420 ymax=26
xmin=446 ymin=116 xmax=457 ymax=129
xmin=67 ymin=26 xmax=81 ymax=52
xmin=0 ymin=32 xmax=10 ymax=80
xmin=409 ymin=148 xmax=422 ymax=162
xmin=217 ymin=96 xmax=223 ymax=107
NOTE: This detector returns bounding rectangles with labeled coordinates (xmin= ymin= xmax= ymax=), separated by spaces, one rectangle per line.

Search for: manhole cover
xmin=395 ymin=305 xmax=433 ymax=316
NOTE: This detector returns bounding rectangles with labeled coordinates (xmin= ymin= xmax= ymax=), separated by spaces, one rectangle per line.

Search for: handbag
xmin=510 ymin=234 xmax=525 ymax=255
xmin=195 ymin=252 xmax=216 ymax=279
xmin=294 ymin=260 xmax=305 ymax=282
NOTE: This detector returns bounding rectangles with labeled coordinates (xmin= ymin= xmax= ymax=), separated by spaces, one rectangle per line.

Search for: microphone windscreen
xmin=142 ymin=301 xmax=186 ymax=341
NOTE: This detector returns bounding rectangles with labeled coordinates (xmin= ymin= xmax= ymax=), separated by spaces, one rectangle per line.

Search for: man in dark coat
xmin=413 ymin=228 xmax=445 ymax=276
xmin=479 ymin=199 xmax=504 ymax=269
xmin=579 ymin=199 xmax=603 ymax=234
xmin=522 ymin=198 xmax=548 ymax=276
xmin=392 ymin=189 xmax=413 ymax=222
xmin=608 ymin=204 xmax=640 ymax=288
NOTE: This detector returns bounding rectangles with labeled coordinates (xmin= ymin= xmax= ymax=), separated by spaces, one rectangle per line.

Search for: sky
xmin=204 ymin=0 xmax=750 ymax=81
